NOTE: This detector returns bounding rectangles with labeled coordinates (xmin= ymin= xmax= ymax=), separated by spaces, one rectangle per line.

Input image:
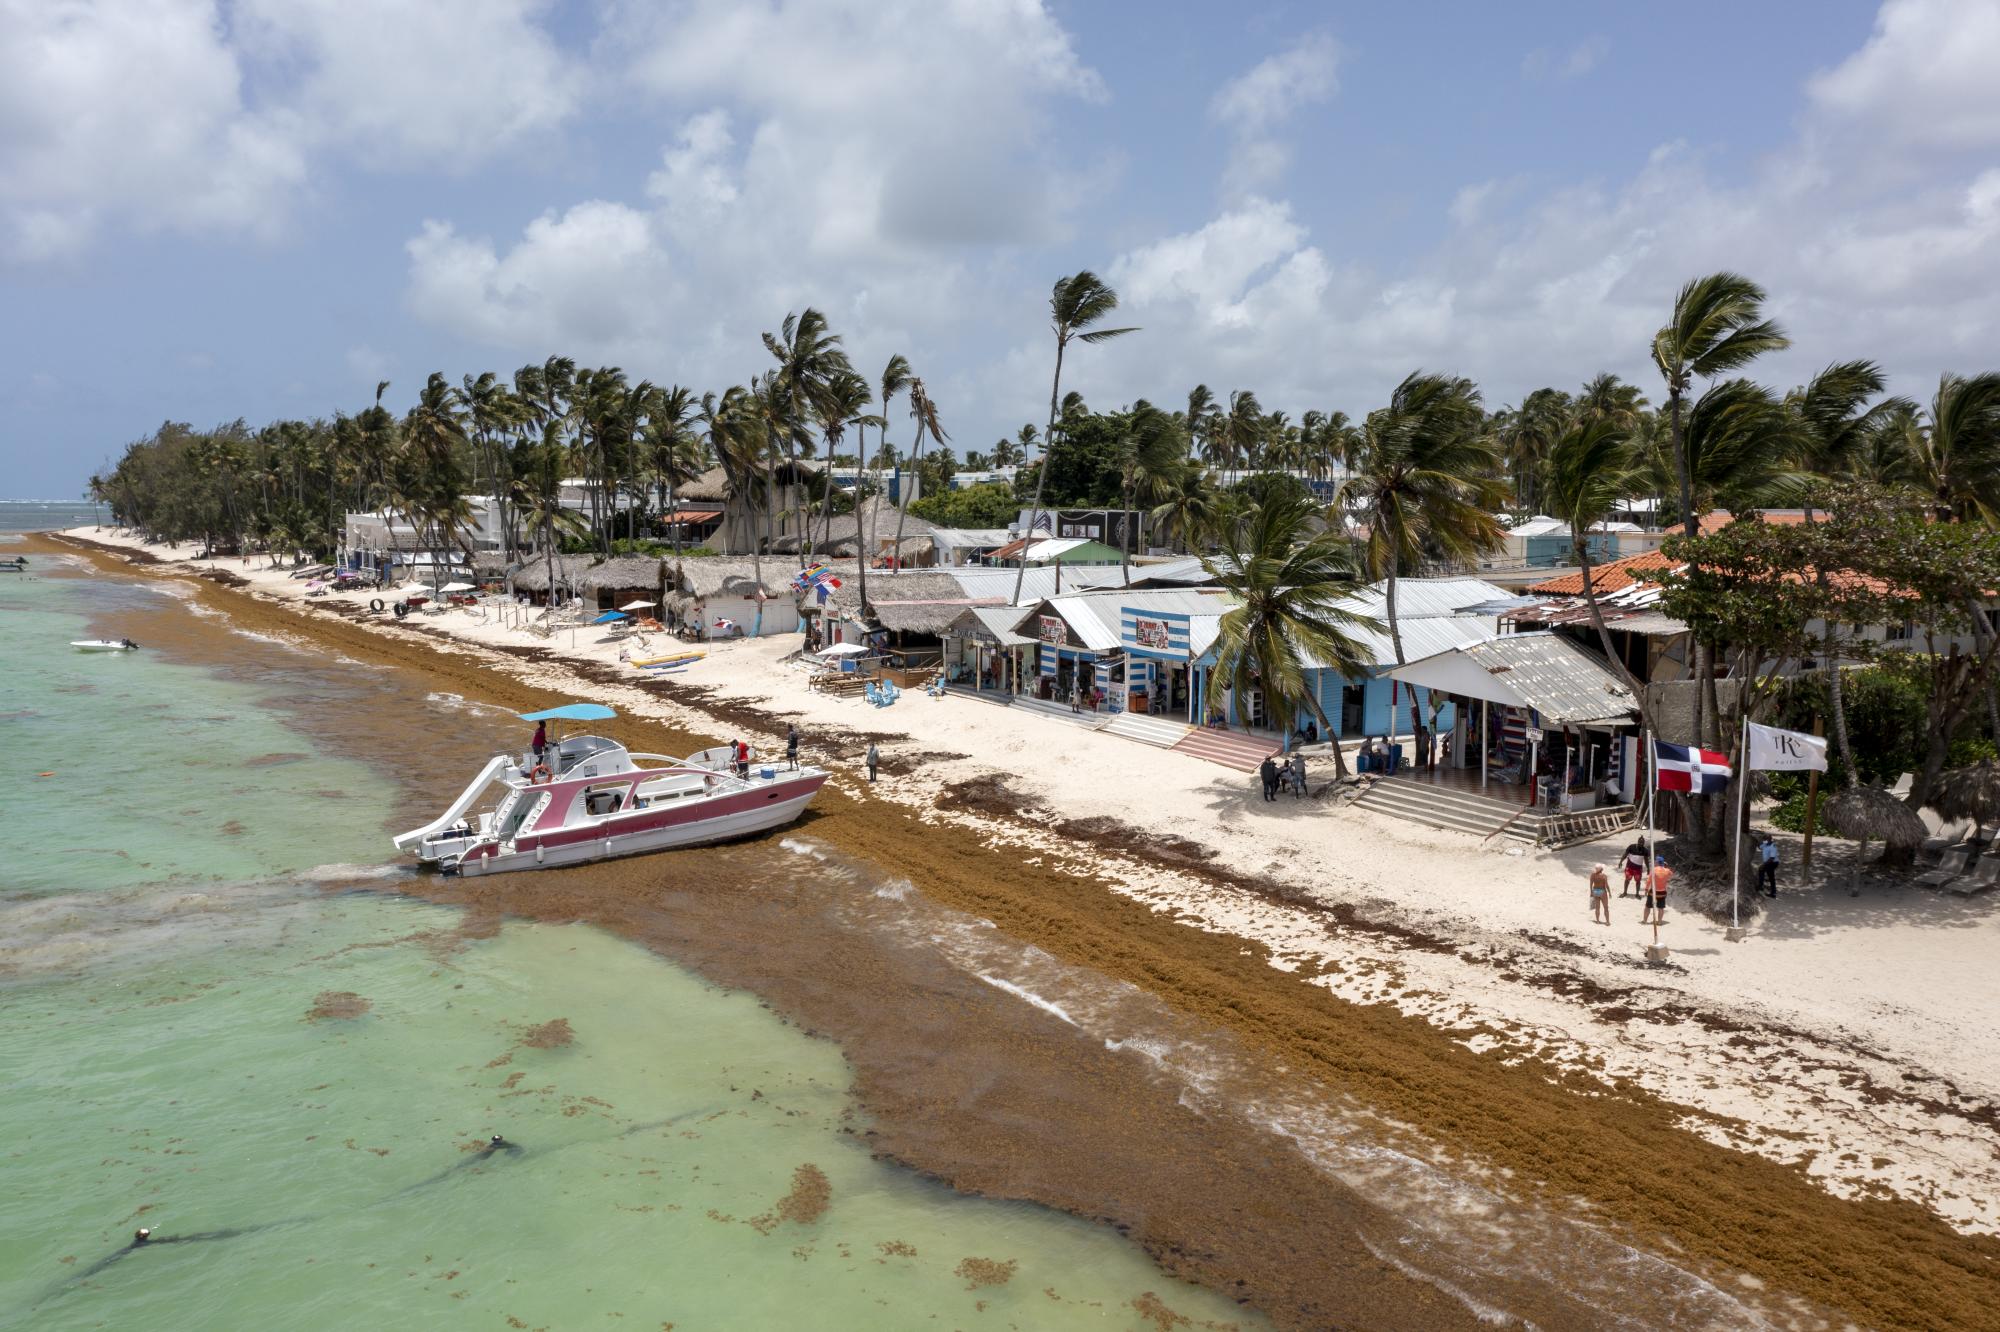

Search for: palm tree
xmin=1149 ymin=466 xmax=1219 ymax=554
xmin=1117 ymin=404 xmax=1184 ymax=576
xmin=1652 ymin=273 xmax=1790 ymax=533
xmin=812 ymin=370 xmax=871 ymax=554
xmin=1202 ymin=492 xmax=1378 ymax=776
xmin=1209 ymin=390 xmax=1263 ymax=484
xmin=1013 ymin=271 xmax=1138 ymax=604
xmin=1186 ymin=385 xmax=1216 ymax=465
xmin=1544 ymin=416 xmax=1650 ymax=713
xmin=860 ymin=356 xmax=913 ymax=610
xmin=765 ymin=308 xmax=853 ymax=564
xmin=1336 ymin=372 xmax=1505 ymax=666
xmin=1909 ymin=372 xmax=2000 ymax=522
xmin=1787 ymin=360 xmax=1905 ymax=797
xmin=895 ymin=379 xmax=945 ymax=562
xmin=639 ymin=385 xmax=702 ymax=554
xmin=510 ymin=436 xmax=590 ymax=623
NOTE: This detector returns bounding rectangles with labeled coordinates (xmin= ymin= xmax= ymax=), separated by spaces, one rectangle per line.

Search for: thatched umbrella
xmin=1824 ymin=784 xmax=1929 ymax=895
xmin=1929 ymin=760 xmax=2000 ymax=828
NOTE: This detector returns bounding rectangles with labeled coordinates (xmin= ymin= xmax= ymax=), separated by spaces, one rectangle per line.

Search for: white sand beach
xmin=61 ymin=528 xmax=2000 ymax=1237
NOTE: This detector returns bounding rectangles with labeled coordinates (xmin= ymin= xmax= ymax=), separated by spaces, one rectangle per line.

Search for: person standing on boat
xmin=734 ymin=739 xmax=750 ymax=779
xmin=531 ymin=720 xmax=548 ymax=766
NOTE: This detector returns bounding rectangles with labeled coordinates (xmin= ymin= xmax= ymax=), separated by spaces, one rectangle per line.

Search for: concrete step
xmin=1353 ymin=778 xmax=1540 ymax=842
xmin=1172 ymin=726 xmax=1281 ymax=772
xmin=1101 ymin=712 xmax=1193 ymax=748
xmin=1009 ymin=695 xmax=1110 ymax=729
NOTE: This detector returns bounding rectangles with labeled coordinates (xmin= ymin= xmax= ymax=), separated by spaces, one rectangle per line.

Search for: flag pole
xmin=1732 ymin=714 xmax=1747 ymax=933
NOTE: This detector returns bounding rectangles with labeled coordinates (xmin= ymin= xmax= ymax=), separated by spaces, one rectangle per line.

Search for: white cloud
xmin=403 ymin=0 xmax=1103 ymax=401
xmin=234 ymin=0 xmax=580 ymax=166
xmin=405 ymin=204 xmax=675 ymax=353
xmin=1808 ymin=0 xmax=2000 ymax=152
xmin=0 ymin=0 xmax=577 ymax=261
xmin=1209 ymin=33 xmax=1338 ymax=135
xmin=0 ymin=0 xmax=303 ymax=258
xmin=1522 ymin=35 xmax=1608 ymax=81
xmin=1209 ymin=32 xmax=1338 ymax=197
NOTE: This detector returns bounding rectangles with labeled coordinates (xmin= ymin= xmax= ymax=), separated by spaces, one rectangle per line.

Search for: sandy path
xmin=39 ymin=529 xmax=2000 ymax=1331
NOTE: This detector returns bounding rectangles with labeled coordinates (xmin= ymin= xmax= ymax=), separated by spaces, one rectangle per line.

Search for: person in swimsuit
xmin=1589 ymin=864 xmax=1611 ymax=925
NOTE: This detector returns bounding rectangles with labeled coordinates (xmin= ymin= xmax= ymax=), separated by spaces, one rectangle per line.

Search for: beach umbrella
xmin=1929 ymin=759 xmax=2000 ymax=826
xmin=440 ymin=581 xmax=475 ymax=593
xmin=619 ymin=599 xmax=656 ymax=611
xmin=591 ymin=611 xmax=628 ymax=624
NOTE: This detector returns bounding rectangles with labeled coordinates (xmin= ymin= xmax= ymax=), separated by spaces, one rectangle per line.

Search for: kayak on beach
xmin=628 ymin=649 xmax=706 ymax=670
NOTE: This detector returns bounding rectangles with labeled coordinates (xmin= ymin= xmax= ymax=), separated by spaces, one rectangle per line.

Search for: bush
xmin=1763 ymin=772 xmax=1831 ymax=835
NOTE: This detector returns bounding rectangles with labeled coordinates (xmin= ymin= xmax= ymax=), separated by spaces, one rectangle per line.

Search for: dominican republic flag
xmin=1654 ymin=740 xmax=1731 ymax=793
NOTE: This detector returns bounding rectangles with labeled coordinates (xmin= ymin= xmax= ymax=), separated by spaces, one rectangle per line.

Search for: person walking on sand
xmin=1643 ymin=858 xmax=1671 ymax=925
xmin=1589 ymin=863 xmax=1612 ymax=925
xmin=786 ymin=724 xmax=800 ymax=771
xmin=1620 ymin=838 xmax=1647 ymax=898
xmin=1757 ymin=834 xmax=1779 ymax=898
xmin=865 ymin=742 xmax=879 ymax=784
xmin=1289 ymin=751 xmax=1308 ymax=798
xmin=1258 ymin=755 xmax=1280 ymax=802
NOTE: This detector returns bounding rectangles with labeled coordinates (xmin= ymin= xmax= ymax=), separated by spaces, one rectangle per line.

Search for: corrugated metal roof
xmin=1044 ymin=589 xmax=1234 ymax=653
xmin=930 ymin=527 xmax=1013 ymax=548
xmin=1339 ymin=613 xmax=1490 ymax=668
xmin=1392 ymin=632 xmax=1636 ymax=725
xmin=1345 ymin=576 xmax=1515 ymax=620
xmin=955 ymin=605 xmax=1037 ymax=647
xmin=944 ymin=565 xmax=1132 ymax=605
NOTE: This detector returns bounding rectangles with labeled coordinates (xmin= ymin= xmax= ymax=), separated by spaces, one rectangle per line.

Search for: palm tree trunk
xmin=1013 ymin=336 xmax=1067 ymax=605
xmin=1576 ymin=538 xmax=1653 ymax=737
xmin=857 ymin=423 xmax=872 ymax=608
xmin=1120 ymin=469 xmax=1133 ymax=581
xmin=893 ymin=419 xmax=923 ymax=566
xmin=1826 ymin=621 xmax=1856 ymax=783
xmin=1384 ymin=558 xmax=1405 ymax=666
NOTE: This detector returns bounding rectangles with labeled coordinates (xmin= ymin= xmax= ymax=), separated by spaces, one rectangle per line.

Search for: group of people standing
xmin=1258 ymin=752 xmax=1309 ymax=802
xmin=1589 ymin=833 xmax=1782 ymax=926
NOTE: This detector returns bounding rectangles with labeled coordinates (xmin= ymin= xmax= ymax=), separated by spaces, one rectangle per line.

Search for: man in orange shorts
xmin=1642 ymin=858 xmax=1672 ymax=925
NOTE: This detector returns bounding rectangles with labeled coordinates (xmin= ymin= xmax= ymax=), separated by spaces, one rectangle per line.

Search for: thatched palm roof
xmin=669 ymin=557 xmax=788 ymax=599
xmin=511 ymin=555 xmax=594 ymax=592
xmin=1824 ymin=785 xmax=1928 ymax=847
xmin=579 ymin=555 xmax=664 ymax=590
xmin=1930 ymin=760 xmax=2000 ymax=825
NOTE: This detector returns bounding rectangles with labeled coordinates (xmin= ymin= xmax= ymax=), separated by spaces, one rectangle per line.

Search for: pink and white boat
xmin=393 ymin=703 xmax=827 ymax=875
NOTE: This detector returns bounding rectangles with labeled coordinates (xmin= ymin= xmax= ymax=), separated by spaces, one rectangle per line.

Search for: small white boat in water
xmin=393 ymin=702 xmax=827 ymax=875
xmin=71 ymin=639 xmax=139 ymax=652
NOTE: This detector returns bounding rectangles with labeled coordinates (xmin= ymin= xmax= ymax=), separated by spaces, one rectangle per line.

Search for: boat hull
xmin=449 ymin=773 xmax=827 ymax=875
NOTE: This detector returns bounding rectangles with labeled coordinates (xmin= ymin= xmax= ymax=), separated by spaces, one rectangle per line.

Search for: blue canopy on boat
xmin=592 ymin=611 xmax=628 ymax=623
xmin=518 ymin=703 xmax=617 ymax=723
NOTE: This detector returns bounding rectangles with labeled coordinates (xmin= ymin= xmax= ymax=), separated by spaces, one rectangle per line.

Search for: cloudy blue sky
xmin=5 ymin=0 xmax=1997 ymax=498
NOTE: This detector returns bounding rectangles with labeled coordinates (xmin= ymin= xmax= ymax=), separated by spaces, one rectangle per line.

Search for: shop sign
xmin=1038 ymin=614 xmax=1067 ymax=645
xmin=1132 ymin=617 xmax=1171 ymax=649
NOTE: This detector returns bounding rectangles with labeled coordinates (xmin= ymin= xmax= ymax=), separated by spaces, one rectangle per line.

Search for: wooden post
xmin=1480 ymin=698 xmax=1489 ymax=792
xmin=1801 ymin=715 xmax=1826 ymax=874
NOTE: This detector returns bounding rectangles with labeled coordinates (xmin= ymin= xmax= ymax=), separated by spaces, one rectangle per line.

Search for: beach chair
xmin=1915 ymin=846 xmax=1974 ymax=889
xmin=1946 ymin=857 xmax=2000 ymax=897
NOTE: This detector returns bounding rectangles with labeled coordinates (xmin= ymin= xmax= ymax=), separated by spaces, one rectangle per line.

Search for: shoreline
xmin=35 ymin=528 xmax=2000 ymax=1331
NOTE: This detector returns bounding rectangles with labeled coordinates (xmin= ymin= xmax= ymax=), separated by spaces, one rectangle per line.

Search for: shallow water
xmin=0 ymin=544 xmax=1262 ymax=1331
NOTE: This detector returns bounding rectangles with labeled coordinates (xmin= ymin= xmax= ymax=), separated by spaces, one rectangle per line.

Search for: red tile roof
xmin=1528 ymin=550 xmax=1679 ymax=595
xmin=1664 ymin=509 xmax=1813 ymax=536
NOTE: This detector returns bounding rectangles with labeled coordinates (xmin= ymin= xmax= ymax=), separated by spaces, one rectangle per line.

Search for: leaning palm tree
xmin=894 ymin=379 xmax=946 ymax=562
xmin=764 ymin=308 xmax=853 ymax=564
xmin=1651 ymin=273 xmax=1790 ymax=533
xmin=1788 ymin=361 xmax=1910 ymax=779
xmin=1202 ymin=492 xmax=1379 ymax=777
xmin=1543 ymin=417 xmax=1653 ymax=728
xmin=858 ymin=355 xmax=914 ymax=609
xmin=1013 ymin=272 xmax=1138 ymax=603
xmin=1335 ymin=372 xmax=1506 ymax=666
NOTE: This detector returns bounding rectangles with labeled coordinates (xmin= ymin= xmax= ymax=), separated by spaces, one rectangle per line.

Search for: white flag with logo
xmin=1745 ymin=721 xmax=1828 ymax=772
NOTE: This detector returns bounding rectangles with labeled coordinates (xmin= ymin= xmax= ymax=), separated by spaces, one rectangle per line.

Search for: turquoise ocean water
xmin=0 ymin=540 xmax=1260 ymax=1331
